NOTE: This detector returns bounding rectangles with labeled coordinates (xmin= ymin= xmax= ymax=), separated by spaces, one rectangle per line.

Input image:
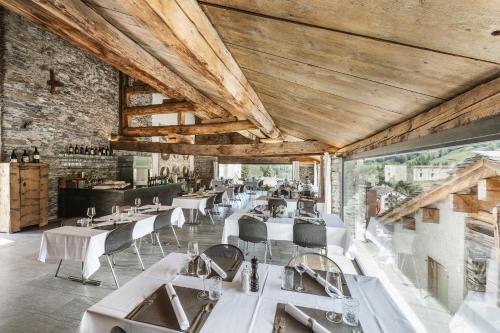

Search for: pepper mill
xmin=250 ymin=256 xmax=259 ymax=292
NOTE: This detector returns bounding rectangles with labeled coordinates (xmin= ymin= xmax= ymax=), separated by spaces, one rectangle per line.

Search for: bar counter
xmin=58 ymin=183 xmax=183 ymax=218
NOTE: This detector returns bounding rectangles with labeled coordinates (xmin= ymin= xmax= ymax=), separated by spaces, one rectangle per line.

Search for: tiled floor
xmin=0 ymin=199 xmax=356 ymax=333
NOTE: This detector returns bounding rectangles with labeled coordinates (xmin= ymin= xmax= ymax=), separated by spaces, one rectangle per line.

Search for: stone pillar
xmin=213 ymin=159 xmax=219 ymax=180
xmin=322 ymin=153 xmax=332 ymax=214
xmin=313 ymin=162 xmax=319 ymax=186
xmin=292 ymin=161 xmax=300 ymax=181
xmin=330 ymin=156 xmax=343 ymax=216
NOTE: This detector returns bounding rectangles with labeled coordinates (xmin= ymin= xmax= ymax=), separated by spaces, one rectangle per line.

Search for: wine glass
xmin=187 ymin=241 xmax=199 ymax=275
xmin=197 ymin=257 xmax=211 ymax=300
xmin=152 ymin=196 xmax=160 ymax=211
xmin=86 ymin=207 xmax=96 ymax=225
xmin=294 ymin=256 xmax=307 ymax=292
xmin=111 ymin=205 xmax=120 ymax=223
xmin=134 ymin=198 xmax=141 ymax=210
xmin=325 ymin=271 xmax=344 ymax=323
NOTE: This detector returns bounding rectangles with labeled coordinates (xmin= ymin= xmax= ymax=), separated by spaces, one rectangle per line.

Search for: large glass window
xmin=343 ymin=140 xmax=500 ymax=332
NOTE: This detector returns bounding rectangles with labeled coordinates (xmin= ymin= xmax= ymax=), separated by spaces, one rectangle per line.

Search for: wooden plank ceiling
xmin=1 ymin=0 xmax=499 ymax=156
xmin=200 ymin=0 xmax=500 ymax=147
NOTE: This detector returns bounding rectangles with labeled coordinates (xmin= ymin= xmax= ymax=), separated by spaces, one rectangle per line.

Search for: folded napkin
xmin=200 ymin=253 xmax=228 ymax=279
xmin=300 ymin=264 xmax=343 ymax=297
xmin=284 ymin=304 xmax=331 ymax=333
xmin=165 ymin=283 xmax=190 ymax=330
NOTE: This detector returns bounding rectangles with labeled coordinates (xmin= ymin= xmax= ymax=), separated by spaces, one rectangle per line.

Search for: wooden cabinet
xmin=0 ymin=163 xmax=48 ymax=233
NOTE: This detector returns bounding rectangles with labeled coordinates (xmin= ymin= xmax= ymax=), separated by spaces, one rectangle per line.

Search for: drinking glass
xmin=86 ymin=207 xmax=96 ymax=225
xmin=342 ymin=297 xmax=360 ymax=326
xmin=197 ymin=257 xmax=211 ymax=300
xmin=187 ymin=241 xmax=199 ymax=275
xmin=325 ymin=272 xmax=344 ymax=323
xmin=294 ymin=257 xmax=307 ymax=292
xmin=134 ymin=198 xmax=141 ymax=210
xmin=152 ymin=196 xmax=160 ymax=210
xmin=111 ymin=205 xmax=120 ymax=221
xmin=208 ymin=276 xmax=222 ymax=301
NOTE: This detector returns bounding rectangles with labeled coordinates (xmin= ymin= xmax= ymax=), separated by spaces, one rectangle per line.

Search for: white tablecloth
xmin=80 ymin=253 xmax=415 ymax=333
xmin=39 ymin=208 xmax=185 ymax=279
xmin=222 ymin=212 xmax=355 ymax=258
xmin=39 ymin=226 xmax=108 ymax=279
xmin=172 ymin=196 xmax=210 ymax=215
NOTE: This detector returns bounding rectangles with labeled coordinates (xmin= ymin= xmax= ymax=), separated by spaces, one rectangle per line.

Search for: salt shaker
xmin=241 ymin=264 xmax=251 ymax=294
xmin=250 ymin=256 xmax=259 ymax=292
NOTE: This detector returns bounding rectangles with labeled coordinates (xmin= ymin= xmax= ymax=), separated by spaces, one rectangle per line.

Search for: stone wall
xmin=331 ymin=156 xmax=343 ymax=216
xmin=298 ymin=164 xmax=314 ymax=183
xmin=0 ymin=10 xmax=121 ymax=219
xmin=194 ymin=156 xmax=216 ymax=188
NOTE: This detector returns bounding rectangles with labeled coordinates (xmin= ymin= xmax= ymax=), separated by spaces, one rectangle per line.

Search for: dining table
xmin=172 ymin=193 xmax=214 ymax=224
xmin=38 ymin=206 xmax=185 ymax=280
xmin=79 ymin=252 xmax=416 ymax=333
xmin=222 ymin=211 xmax=355 ymax=258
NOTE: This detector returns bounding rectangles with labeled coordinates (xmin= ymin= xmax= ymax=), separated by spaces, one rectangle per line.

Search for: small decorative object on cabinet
xmin=0 ymin=162 xmax=49 ymax=233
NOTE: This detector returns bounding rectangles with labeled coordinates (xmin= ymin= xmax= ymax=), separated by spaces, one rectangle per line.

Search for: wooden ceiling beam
xmin=122 ymin=120 xmax=256 ymax=137
xmin=124 ymin=101 xmax=195 ymax=117
xmin=110 ymin=140 xmax=337 ymax=157
xmin=0 ymin=0 xmax=230 ymax=119
xmin=125 ymin=84 xmax=157 ymax=96
xmin=118 ymin=0 xmax=280 ymax=138
xmin=337 ymin=75 xmax=500 ymax=157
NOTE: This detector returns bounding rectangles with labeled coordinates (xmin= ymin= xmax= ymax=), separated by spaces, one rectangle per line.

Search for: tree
xmin=241 ymin=165 xmax=250 ymax=179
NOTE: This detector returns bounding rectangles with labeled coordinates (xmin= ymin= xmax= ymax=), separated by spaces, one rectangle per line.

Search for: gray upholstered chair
xmin=213 ymin=191 xmax=225 ymax=214
xmin=297 ymin=198 xmax=318 ymax=217
xmin=268 ymin=198 xmax=287 ymax=213
xmin=238 ymin=215 xmax=272 ymax=263
xmin=104 ymin=221 xmax=144 ymax=288
xmin=202 ymin=244 xmax=244 ymax=272
xmin=110 ymin=327 xmax=126 ymax=333
xmin=152 ymin=208 xmax=180 ymax=256
xmin=292 ymin=219 xmax=327 ymax=256
xmin=195 ymin=195 xmax=216 ymax=224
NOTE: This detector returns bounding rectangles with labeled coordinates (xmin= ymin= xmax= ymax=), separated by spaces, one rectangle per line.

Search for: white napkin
xmin=200 ymin=253 xmax=227 ymax=279
xmin=165 ymin=283 xmax=190 ymax=330
xmin=300 ymin=264 xmax=343 ymax=297
xmin=284 ymin=304 xmax=331 ymax=333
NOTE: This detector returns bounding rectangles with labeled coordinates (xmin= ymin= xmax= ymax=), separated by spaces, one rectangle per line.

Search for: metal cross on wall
xmin=46 ymin=69 xmax=64 ymax=93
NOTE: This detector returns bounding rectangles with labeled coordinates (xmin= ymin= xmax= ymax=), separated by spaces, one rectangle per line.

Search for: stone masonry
xmin=0 ymin=10 xmax=121 ymax=219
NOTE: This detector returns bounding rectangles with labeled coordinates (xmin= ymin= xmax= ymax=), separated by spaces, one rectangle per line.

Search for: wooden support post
xmin=118 ymin=72 xmax=129 ymax=134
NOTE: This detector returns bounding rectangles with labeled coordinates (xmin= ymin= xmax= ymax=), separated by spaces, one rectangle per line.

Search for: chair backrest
xmin=268 ymin=198 xmax=287 ymax=212
xmin=203 ymin=244 xmax=244 ymax=269
xmin=293 ymin=220 xmax=326 ymax=249
xmin=104 ymin=221 xmax=137 ymax=255
xmin=238 ymin=215 xmax=268 ymax=243
xmin=205 ymin=195 xmax=216 ymax=209
xmin=110 ymin=326 xmax=126 ymax=333
xmin=298 ymin=198 xmax=317 ymax=214
xmin=258 ymin=180 xmax=264 ymax=187
xmin=233 ymin=185 xmax=240 ymax=195
xmin=281 ymin=189 xmax=290 ymax=197
xmin=239 ymin=185 xmax=246 ymax=193
xmin=214 ymin=191 xmax=224 ymax=204
xmin=153 ymin=208 xmax=176 ymax=232
xmin=288 ymin=252 xmax=343 ymax=275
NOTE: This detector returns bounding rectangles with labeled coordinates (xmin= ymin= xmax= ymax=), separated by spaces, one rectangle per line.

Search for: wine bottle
xmin=10 ymin=150 xmax=17 ymax=163
xmin=97 ymin=146 xmax=102 ymax=156
xmin=90 ymin=146 xmax=95 ymax=155
xmin=33 ymin=147 xmax=40 ymax=163
xmin=85 ymin=146 xmax=90 ymax=155
xmin=22 ymin=150 xmax=30 ymax=163
xmin=68 ymin=144 xmax=74 ymax=154
xmin=79 ymin=145 xmax=84 ymax=155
